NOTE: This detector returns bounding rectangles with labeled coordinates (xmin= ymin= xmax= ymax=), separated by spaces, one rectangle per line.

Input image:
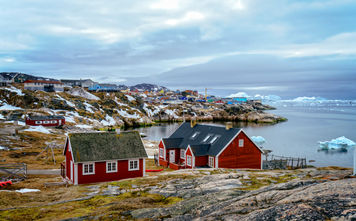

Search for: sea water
xmin=136 ymin=104 xmax=356 ymax=168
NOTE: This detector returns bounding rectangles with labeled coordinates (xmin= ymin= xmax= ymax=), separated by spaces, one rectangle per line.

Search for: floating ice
xmin=15 ymin=188 xmax=40 ymax=193
xmin=251 ymin=136 xmax=266 ymax=146
xmin=318 ymin=136 xmax=356 ymax=151
xmin=227 ymin=92 xmax=249 ymax=98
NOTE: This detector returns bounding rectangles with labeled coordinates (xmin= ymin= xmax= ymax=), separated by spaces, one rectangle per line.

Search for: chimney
xmin=190 ymin=119 xmax=197 ymax=128
xmin=226 ymin=122 xmax=233 ymax=130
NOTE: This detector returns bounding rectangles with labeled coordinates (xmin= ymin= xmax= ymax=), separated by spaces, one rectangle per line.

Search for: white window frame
xmin=44 ymin=120 xmax=50 ymax=124
xmin=159 ymin=148 xmax=164 ymax=158
xmin=180 ymin=149 xmax=185 ymax=159
xmin=51 ymin=120 xmax=57 ymax=124
xmin=208 ymin=156 xmax=214 ymax=168
xmin=191 ymin=132 xmax=200 ymax=139
xmin=83 ymin=163 xmax=95 ymax=175
xmin=210 ymin=135 xmax=220 ymax=144
xmin=239 ymin=139 xmax=244 ymax=147
xmin=187 ymin=155 xmax=192 ymax=166
xmin=128 ymin=159 xmax=139 ymax=171
xmin=106 ymin=161 xmax=117 ymax=173
xmin=35 ymin=121 xmax=42 ymax=124
xmin=203 ymin=135 xmax=212 ymax=142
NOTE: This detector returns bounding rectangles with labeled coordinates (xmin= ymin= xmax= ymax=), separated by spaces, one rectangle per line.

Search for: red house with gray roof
xmin=158 ymin=121 xmax=262 ymax=170
xmin=62 ymin=131 xmax=147 ymax=185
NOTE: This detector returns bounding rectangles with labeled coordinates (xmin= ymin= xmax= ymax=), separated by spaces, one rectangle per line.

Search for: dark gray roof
xmin=28 ymin=115 xmax=65 ymax=120
xmin=190 ymin=144 xmax=211 ymax=156
xmin=163 ymin=122 xmax=241 ymax=156
xmin=162 ymin=138 xmax=183 ymax=149
xmin=67 ymin=131 xmax=147 ymax=163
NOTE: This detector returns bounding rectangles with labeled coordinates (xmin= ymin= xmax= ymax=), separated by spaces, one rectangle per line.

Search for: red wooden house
xmin=63 ymin=131 xmax=147 ymax=185
xmin=158 ymin=121 xmax=262 ymax=170
xmin=26 ymin=115 xmax=65 ymax=127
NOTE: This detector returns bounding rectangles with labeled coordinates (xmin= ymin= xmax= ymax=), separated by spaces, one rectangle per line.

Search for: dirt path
xmin=27 ymin=169 xmax=60 ymax=175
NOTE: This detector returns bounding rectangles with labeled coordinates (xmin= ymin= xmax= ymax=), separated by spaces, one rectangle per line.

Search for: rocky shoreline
xmin=0 ymin=86 xmax=286 ymax=128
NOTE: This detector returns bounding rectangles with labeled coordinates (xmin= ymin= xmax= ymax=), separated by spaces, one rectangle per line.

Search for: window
xmin=180 ymin=149 xmax=185 ymax=159
xmin=159 ymin=148 xmax=164 ymax=158
xmin=187 ymin=155 xmax=192 ymax=166
xmin=129 ymin=160 xmax=139 ymax=171
xmin=35 ymin=121 xmax=42 ymax=124
xmin=44 ymin=121 xmax=50 ymax=124
xmin=190 ymin=132 xmax=200 ymax=139
xmin=202 ymin=135 xmax=212 ymax=143
xmin=83 ymin=163 xmax=95 ymax=175
xmin=106 ymin=161 xmax=117 ymax=173
xmin=208 ymin=156 xmax=214 ymax=168
xmin=210 ymin=135 xmax=220 ymax=144
xmin=51 ymin=120 xmax=57 ymax=124
xmin=239 ymin=139 xmax=244 ymax=147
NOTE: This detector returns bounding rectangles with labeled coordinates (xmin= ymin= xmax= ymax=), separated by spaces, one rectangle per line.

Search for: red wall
xmin=26 ymin=118 xmax=65 ymax=127
xmin=77 ymin=159 xmax=144 ymax=184
xmin=185 ymin=147 xmax=193 ymax=169
xmin=195 ymin=156 xmax=208 ymax=167
xmin=218 ymin=131 xmax=261 ymax=169
xmin=158 ymin=141 xmax=168 ymax=167
xmin=65 ymin=140 xmax=73 ymax=180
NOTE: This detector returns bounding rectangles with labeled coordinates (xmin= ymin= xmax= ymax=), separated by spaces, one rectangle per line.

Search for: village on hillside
xmin=0 ymin=72 xmax=355 ymax=220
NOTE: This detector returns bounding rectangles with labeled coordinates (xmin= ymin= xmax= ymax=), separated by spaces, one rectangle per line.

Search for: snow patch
xmin=16 ymin=188 xmax=41 ymax=193
xmin=0 ymin=103 xmax=22 ymax=110
xmin=56 ymin=95 xmax=75 ymax=107
xmin=24 ymin=126 xmax=51 ymax=134
xmin=0 ymin=146 xmax=9 ymax=150
xmin=84 ymin=102 xmax=95 ymax=113
xmin=117 ymin=109 xmax=140 ymax=119
xmin=76 ymin=124 xmax=93 ymax=129
xmin=3 ymin=86 xmax=24 ymax=96
xmin=101 ymin=114 xmax=116 ymax=126
xmin=125 ymin=95 xmax=136 ymax=102
xmin=0 ymin=113 xmax=5 ymax=120
xmin=165 ymin=109 xmax=179 ymax=118
xmin=67 ymin=88 xmax=100 ymax=100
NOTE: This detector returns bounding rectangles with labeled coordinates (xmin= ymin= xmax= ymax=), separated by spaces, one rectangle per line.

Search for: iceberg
xmin=227 ymin=92 xmax=249 ymax=98
xmin=251 ymin=136 xmax=266 ymax=146
xmin=318 ymin=136 xmax=356 ymax=151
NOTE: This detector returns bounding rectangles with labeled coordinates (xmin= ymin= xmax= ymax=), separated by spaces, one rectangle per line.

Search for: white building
xmin=24 ymin=80 xmax=64 ymax=92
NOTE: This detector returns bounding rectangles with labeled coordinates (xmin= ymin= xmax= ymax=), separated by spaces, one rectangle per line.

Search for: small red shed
xmin=158 ymin=121 xmax=263 ymax=170
xmin=63 ymin=131 xmax=147 ymax=185
xmin=26 ymin=115 xmax=65 ymax=127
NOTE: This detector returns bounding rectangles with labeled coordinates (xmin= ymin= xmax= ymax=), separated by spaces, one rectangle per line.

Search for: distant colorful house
xmin=26 ymin=115 xmax=65 ymax=127
xmin=24 ymin=80 xmax=64 ymax=92
xmin=158 ymin=122 xmax=262 ymax=170
xmin=62 ymin=131 xmax=148 ymax=185
xmin=88 ymin=84 xmax=119 ymax=92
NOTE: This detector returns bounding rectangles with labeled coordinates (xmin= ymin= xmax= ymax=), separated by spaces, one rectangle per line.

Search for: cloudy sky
xmin=1 ymin=0 xmax=356 ymax=98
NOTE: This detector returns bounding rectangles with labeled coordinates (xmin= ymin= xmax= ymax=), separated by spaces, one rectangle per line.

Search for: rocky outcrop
xmin=130 ymin=169 xmax=355 ymax=220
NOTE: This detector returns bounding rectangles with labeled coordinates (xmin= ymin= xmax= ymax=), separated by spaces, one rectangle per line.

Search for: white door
xmin=169 ymin=150 xmax=175 ymax=163
xmin=70 ymin=161 xmax=73 ymax=181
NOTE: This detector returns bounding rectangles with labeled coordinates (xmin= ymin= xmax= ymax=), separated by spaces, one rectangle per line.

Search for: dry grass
xmin=0 ymin=175 xmax=86 ymax=210
xmin=1 ymin=130 xmax=66 ymax=169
